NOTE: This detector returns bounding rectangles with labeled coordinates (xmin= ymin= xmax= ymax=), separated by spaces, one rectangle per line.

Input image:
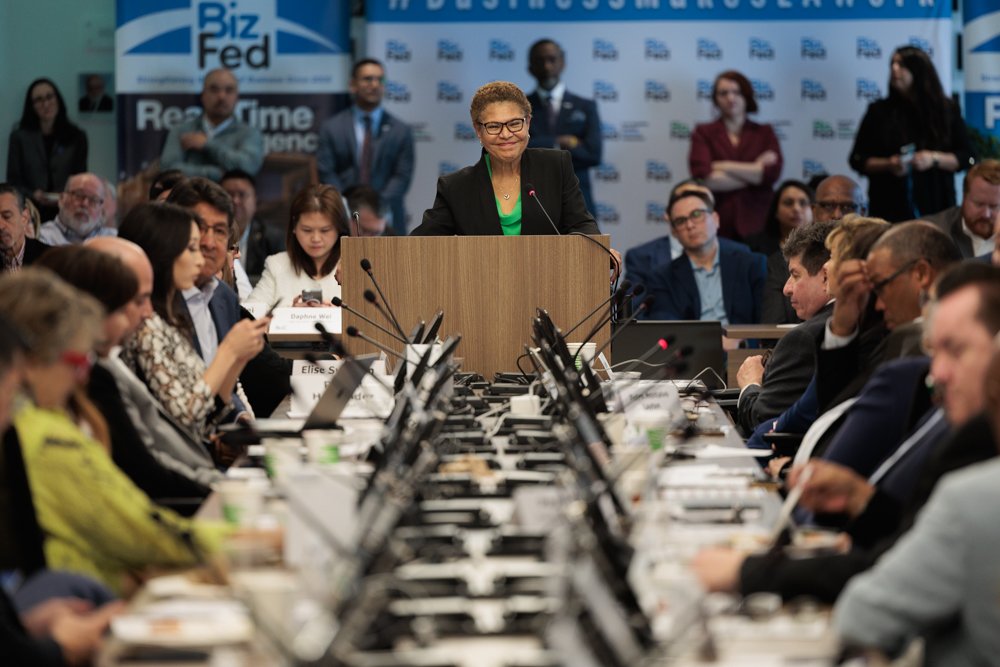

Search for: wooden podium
xmin=339 ymin=235 xmax=612 ymax=379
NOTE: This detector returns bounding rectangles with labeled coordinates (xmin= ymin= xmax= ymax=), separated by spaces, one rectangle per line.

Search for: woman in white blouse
xmin=248 ymin=184 xmax=349 ymax=307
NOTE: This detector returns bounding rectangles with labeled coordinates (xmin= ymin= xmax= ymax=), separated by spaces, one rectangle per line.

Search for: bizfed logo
xmin=646 ymin=161 xmax=672 ymax=182
xmin=696 ymin=80 xmax=714 ymax=101
xmin=601 ymin=122 xmax=619 ymax=140
xmin=813 ymin=120 xmax=835 ymax=139
xmin=801 ymin=79 xmax=827 ymax=101
xmin=857 ymin=37 xmax=882 ymax=59
xmin=751 ymin=79 xmax=775 ymax=102
xmin=749 ymin=38 xmax=774 ymax=60
xmin=837 ymin=119 xmax=857 ymax=140
xmin=594 ymin=81 xmax=619 ymax=102
xmin=453 ymin=122 xmax=476 ymax=141
xmin=803 ymin=159 xmax=827 ymax=180
xmin=645 ymin=80 xmax=671 ymax=102
xmin=437 ymin=81 xmax=462 ymax=102
xmin=856 ymin=78 xmax=881 ymax=101
xmin=645 ymin=38 xmax=670 ymax=60
xmin=385 ymin=81 xmax=411 ymax=102
xmin=697 ymin=38 xmax=722 ymax=59
xmin=801 ymin=38 xmax=826 ymax=59
xmin=439 ymin=161 xmax=461 ymax=176
xmin=594 ymin=164 xmax=620 ymax=183
xmin=593 ymin=39 xmax=619 ymax=60
xmin=595 ymin=202 xmax=620 ymax=225
xmin=646 ymin=202 xmax=666 ymax=223
xmin=437 ymin=39 xmax=462 ymax=61
xmin=622 ymin=121 xmax=647 ymax=141
xmin=908 ymin=37 xmax=933 ymax=57
xmin=119 ymin=1 xmax=345 ymax=69
xmin=489 ymin=39 xmax=515 ymax=61
xmin=670 ymin=121 xmax=691 ymax=139
xmin=386 ymin=39 xmax=411 ymax=62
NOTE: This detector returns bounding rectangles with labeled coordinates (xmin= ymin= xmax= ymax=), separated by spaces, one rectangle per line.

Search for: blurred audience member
xmin=38 ymin=173 xmax=115 ymax=245
xmin=220 ymin=169 xmax=284 ymax=285
xmin=1 ymin=184 xmax=51 ymax=272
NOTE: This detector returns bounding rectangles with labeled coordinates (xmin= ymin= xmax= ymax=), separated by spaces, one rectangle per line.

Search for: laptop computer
xmin=611 ymin=320 xmax=725 ymax=383
xmin=249 ymin=354 xmax=379 ymax=435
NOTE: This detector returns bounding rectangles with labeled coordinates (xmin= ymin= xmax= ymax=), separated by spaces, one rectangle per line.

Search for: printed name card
xmin=290 ymin=359 xmax=393 ymax=418
xmin=612 ymin=380 xmax=680 ymax=418
xmin=268 ymin=307 xmax=341 ymax=334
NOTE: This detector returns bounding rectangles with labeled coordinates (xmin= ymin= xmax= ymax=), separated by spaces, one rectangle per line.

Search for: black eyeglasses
xmin=870 ymin=258 xmax=919 ymax=296
xmin=670 ymin=208 xmax=710 ymax=229
xmin=815 ymin=200 xmax=862 ymax=216
xmin=478 ymin=118 xmax=526 ymax=135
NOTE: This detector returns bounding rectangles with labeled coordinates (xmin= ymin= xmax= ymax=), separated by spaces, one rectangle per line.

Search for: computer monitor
xmin=610 ymin=320 xmax=725 ymax=383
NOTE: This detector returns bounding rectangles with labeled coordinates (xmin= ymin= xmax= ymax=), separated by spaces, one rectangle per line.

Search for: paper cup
xmin=303 ymin=430 xmax=345 ymax=465
xmin=215 ymin=478 xmax=267 ymax=527
xmin=566 ymin=342 xmax=597 ymax=371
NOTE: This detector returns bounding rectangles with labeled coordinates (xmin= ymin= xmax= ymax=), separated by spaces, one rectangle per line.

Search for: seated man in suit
xmin=626 ymin=179 xmax=711 ymax=316
xmin=344 ymin=185 xmax=395 ymax=237
xmin=0 ymin=184 xmax=50 ymax=272
xmin=167 ymin=178 xmax=291 ymax=420
xmin=220 ymin=169 xmax=284 ymax=288
xmin=317 ymin=58 xmax=415 ymax=234
xmin=645 ymin=189 xmax=766 ymax=324
xmin=736 ymin=220 xmax=837 ymax=434
xmin=921 ymin=158 xmax=999 ymax=259
xmin=526 ymin=39 xmax=602 ymax=215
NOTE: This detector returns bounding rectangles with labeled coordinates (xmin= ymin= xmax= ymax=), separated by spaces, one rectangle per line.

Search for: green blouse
xmin=485 ymin=154 xmax=521 ymax=236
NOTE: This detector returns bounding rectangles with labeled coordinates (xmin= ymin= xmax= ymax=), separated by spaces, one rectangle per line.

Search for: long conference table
xmin=96 ymin=371 xmax=844 ymax=667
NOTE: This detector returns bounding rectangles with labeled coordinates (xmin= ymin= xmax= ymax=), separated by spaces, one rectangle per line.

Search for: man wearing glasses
xmin=37 ymin=172 xmax=115 ymax=245
xmin=646 ymin=189 xmax=766 ymax=324
xmin=317 ymin=58 xmax=415 ymax=235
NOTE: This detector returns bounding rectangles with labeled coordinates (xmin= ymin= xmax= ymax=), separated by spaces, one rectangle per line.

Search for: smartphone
xmin=899 ymin=143 xmax=916 ymax=168
xmin=301 ymin=289 xmax=322 ymax=305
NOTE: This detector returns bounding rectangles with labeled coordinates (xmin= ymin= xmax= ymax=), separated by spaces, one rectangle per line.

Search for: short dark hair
xmin=0 ymin=183 xmax=26 ymax=210
xmin=783 ymin=219 xmax=836 ymax=275
xmin=220 ymin=169 xmax=256 ymax=190
xmin=528 ymin=38 xmax=564 ymax=61
xmin=712 ymin=70 xmax=758 ymax=114
xmin=934 ymin=262 xmax=1000 ymax=336
xmin=874 ymin=221 xmax=963 ymax=273
xmin=667 ymin=190 xmax=714 ymax=219
xmin=343 ymin=185 xmax=382 ymax=216
xmin=148 ymin=169 xmax=186 ymax=200
xmin=287 ymin=185 xmax=350 ymax=279
xmin=763 ymin=180 xmax=815 ymax=240
xmin=352 ymin=58 xmax=384 ymax=79
xmin=166 ymin=177 xmax=235 ymax=233
xmin=118 ymin=202 xmax=198 ymax=338
xmin=35 ymin=245 xmax=138 ymax=314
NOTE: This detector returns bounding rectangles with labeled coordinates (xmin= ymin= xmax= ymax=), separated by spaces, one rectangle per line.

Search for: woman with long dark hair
xmin=248 ymin=184 xmax=349 ymax=307
xmin=689 ymin=70 xmax=783 ymax=241
xmin=117 ymin=202 xmax=268 ymax=438
xmin=6 ymin=78 xmax=88 ymax=220
xmin=849 ymin=46 xmax=974 ymax=222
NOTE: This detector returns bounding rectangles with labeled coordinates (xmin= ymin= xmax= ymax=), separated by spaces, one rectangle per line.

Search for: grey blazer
xmin=921 ymin=206 xmax=976 ymax=259
xmin=160 ymin=114 xmax=264 ymax=181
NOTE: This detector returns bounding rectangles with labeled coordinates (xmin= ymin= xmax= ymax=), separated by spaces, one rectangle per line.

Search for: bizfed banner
xmin=367 ymin=1 xmax=951 ymax=249
xmin=964 ymin=0 xmax=1000 ymax=158
xmin=115 ymin=0 xmax=351 ymax=206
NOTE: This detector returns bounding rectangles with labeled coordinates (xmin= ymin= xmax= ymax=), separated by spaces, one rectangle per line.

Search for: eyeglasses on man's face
xmin=670 ymin=208 xmax=711 ymax=229
xmin=478 ymin=117 xmax=526 ymax=135
xmin=870 ymin=258 xmax=919 ymax=296
xmin=815 ymin=200 xmax=861 ymax=216
xmin=67 ymin=190 xmax=103 ymax=207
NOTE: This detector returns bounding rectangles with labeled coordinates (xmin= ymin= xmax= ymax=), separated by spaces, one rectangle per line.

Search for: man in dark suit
xmin=0 ymin=184 xmax=50 ymax=272
xmin=736 ymin=221 xmax=837 ymax=434
xmin=167 ymin=179 xmax=291 ymax=419
xmin=317 ymin=59 xmax=415 ymax=234
xmin=220 ymin=169 xmax=284 ymax=286
xmin=78 ymin=74 xmax=113 ymax=113
xmin=526 ymin=39 xmax=602 ymax=216
xmin=645 ymin=190 xmax=766 ymax=324
xmin=920 ymin=159 xmax=999 ymax=259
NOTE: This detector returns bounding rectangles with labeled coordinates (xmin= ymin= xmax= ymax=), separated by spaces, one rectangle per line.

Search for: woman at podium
xmin=411 ymin=81 xmax=599 ymax=237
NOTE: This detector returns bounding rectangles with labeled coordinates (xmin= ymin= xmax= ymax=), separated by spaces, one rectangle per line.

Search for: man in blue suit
xmin=646 ymin=190 xmax=766 ymax=324
xmin=317 ymin=59 xmax=415 ymax=234
xmin=526 ymin=39 xmax=602 ymax=215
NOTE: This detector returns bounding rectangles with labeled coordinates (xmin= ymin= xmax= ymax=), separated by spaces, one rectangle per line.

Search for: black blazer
xmin=411 ymin=148 xmax=599 ymax=236
xmin=22 ymin=238 xmax=51 ymax=266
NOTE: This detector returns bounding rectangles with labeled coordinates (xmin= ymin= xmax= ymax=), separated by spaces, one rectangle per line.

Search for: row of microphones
xmin=331 ymin=296 xmax=406 ymax=344
xmin=573 ymin=295 xmax=654 ymax=367
xmin=564 ymin=280 xmax=634 ymax=338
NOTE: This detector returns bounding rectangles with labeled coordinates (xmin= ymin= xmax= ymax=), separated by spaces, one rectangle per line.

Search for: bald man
xmin=85 ymin=237 xmax=223 ymax=492
xmin=159 ymin=68 xmax=264 ymax=181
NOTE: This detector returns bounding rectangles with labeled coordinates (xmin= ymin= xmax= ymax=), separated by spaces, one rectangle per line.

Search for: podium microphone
xmin=331 ymin=296 xmax=407 ymax=344
xmin=564 ymin=280 xmax=632 ymax=338
xmin=574 ymin=296 xmax=653 ymax=366
xmin=525 ymin=184 xmax=562 ymax=235
xmin=360 ymin=258 xmax=406 ymax=338
xmin=363 ymin=289 xmax=408 ymax=341
xmin=345 ymin=326 xmax=406 ymax=362
xmin=352 ymin=211 xmax=361 ymax=237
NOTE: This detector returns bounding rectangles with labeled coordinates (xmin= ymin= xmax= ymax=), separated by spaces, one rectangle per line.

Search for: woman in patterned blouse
xmin=117 ymin=202 xmax=269 ymax=439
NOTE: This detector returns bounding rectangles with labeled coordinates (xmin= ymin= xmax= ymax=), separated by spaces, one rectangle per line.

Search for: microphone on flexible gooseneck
xmin=564 ymin=280 xmax=632 ymax=338
xmin=345 ymin=326 xmax=406 ymax=362
xmin=575 ymin=286 xmax=645 ymax=353
xmin=363 ymin=289 xmax=408 ymax=341
xmin=573 ymin=296 xmax=653 ymax=367
xmin=359 ymin=258 xmax=406 ymax=339
xmin=331 ymin=296 xmax=407 ymax=344
xmin=525 ymin=183 xmax=562 ymax=236
xmin=591 ymin=302 xmax=662 ymax=362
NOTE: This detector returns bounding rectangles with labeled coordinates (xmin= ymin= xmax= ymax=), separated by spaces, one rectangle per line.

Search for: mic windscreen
xmin=331 ymin=296 xmax=343 ymax=307
xmin=315 ymin=322 xmax=329 ymax=335
xmin=631 ymin=284 xmax=645 ymax=297
xmin=657 ymin=338 xmax=669 ymax=350
xmin=640 ymin=296 xmax=654 ymax=310
xmin=363 ymin=289 xmax=377 ymax=303
xmin=525 ymin=182 xmax=537 ymax=197
xmin=618 ymin=279 xmax=632 ymax=293
xmin=360 ymin=258 xmax=372 ymax=272
xmin=346 ymin=326 xmax=360 ymax=337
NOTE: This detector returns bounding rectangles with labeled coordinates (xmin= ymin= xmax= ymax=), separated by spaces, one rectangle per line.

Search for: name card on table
xmin=268 ymin=307 xmax=341 ymax=335
xmin=289 ymin=359 xmax=393 ymax=418
xmin=609 ymin=380 xmax=680 ymax=419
